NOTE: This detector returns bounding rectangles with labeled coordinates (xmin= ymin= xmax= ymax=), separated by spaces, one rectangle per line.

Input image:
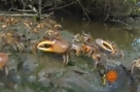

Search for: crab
xmin=70 ymin=34 xmax=83 ymax=56
xmin=69 ymin=32 xmax=94 ymax=56
xmin=45 ymin=24 xmax=62 ymax=38
xmin=0 ymin=30 xmax=25 ymax=52
xmin=131 ymin=58 xmax=140 ymax=74
xmin=95 ymin=38 xmax=124 ymax=59
xmin=2 ymin=17 xmax=19 ymax=28
xmin=37 ymin=37 xmax=70 ymax=65
xmin=81 ymin=42 xmax=104 ymax=69
xmin=80 ymin=31 xmax=93 ymax=43
xmin=72 ymin=31 xmax=93 ymax=43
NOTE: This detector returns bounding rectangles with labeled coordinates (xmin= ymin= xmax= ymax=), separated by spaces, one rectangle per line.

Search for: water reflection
xmin=58 ymin=18 xmax=135 ymax=50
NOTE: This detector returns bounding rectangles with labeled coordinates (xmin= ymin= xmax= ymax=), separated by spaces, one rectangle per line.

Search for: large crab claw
xmin=95 ymin=38 xmax=113 ymax=52
xmin=37 ymin=40 xmax=56 ymax=52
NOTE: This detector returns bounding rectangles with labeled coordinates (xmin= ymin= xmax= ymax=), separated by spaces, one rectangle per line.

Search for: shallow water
xmin=58 ymin=17 xmax=136 ymax=50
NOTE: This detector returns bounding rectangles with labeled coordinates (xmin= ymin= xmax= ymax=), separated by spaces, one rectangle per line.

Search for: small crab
xmin=131 ymin=59 xmax=140 ymax=74
xmin=81 ymin=42 xmax=103 ymax=69
xmin=80 ymin=31 xmax=93 ymax=43
xmin=45 ymin=29 xmax=60 ymax=39
xmin=70 ymin=34 xmax=83 ymax=56
xmin=2 ymin=17 xmax=19 ymax=28
xmin=73 ymin=31 xmax=93 ymax=43
xmin=95 ymin=38 xmax=123 ymax=59
xmin=45 ymin=24 xmax=62 ymax=39
xmin=37 ymin=37 xmax=70 ymax=65
xmin=69 ymin=32 xmax=94 ymax=56
xmin=0 ymin=30 xmax=25 ymax=52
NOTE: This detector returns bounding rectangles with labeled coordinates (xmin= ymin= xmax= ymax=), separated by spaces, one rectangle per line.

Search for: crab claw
xmin=37 ymin=40 xmax=56 ymax=52
xmin=95 ymin=38 xmax=113 ymax=52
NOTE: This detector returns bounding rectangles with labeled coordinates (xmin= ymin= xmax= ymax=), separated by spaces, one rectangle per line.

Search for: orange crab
xmin=37 ymin=37 xmax=70 ymax=65
xmin=80 ymin=42 xmax=103 ymax=69
xmin=81 ymin=42 xmax=99 ymax=57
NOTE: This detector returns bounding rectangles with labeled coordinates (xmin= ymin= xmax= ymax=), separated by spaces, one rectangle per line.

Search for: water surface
xmin=58 ymin=17 xmax=136 ymax=50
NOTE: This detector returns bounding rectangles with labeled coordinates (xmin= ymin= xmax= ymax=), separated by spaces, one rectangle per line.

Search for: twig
xmin=10 ymin=8 xmax=34 ymax=13
xmin=43 ymin=1 xmax=77 ymax=12
xmin=76 ymin=0 xmax=91 ymax=22
xmin=109 ymin=18 xmax=131 ymax=27
xmin=0 ymin=12 xmax=53 ymax=17
xmin=38 ymin=0 xmax=42 ymax=18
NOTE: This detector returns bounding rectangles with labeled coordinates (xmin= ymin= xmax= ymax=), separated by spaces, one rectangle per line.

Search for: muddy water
xmin=58 ymin=17 xmax=136 ymax=50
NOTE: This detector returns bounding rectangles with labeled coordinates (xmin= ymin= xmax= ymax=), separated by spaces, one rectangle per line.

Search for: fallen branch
xmin=43 ymin=1 xmax=77 ymax=12
xmin=9 ymin=8 xmax=34 ymax=13
xmin=0 ymin=12 xmax=53 ymax=17
xmin=109 ymin=18 xmax=131 ymax=27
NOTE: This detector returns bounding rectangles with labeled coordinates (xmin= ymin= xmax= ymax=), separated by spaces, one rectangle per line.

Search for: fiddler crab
xmin=95 ymin=38 xmax=124 ymax=59
xmin=0 ymin=30 xmax=25 ymax=52
xmin=45 ymin=24 xmax=62 ymax=39
xmin=37 ymin=37 xmax=70 ymax=65
xmin=70 ymin=31 xmax=94 ymax=56
xmin=131 ymin=58 xmax=140 ymax=74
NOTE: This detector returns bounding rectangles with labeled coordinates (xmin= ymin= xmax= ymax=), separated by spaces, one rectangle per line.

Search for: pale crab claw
xmin=95 ymin=38 xmax=113 ymax=52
